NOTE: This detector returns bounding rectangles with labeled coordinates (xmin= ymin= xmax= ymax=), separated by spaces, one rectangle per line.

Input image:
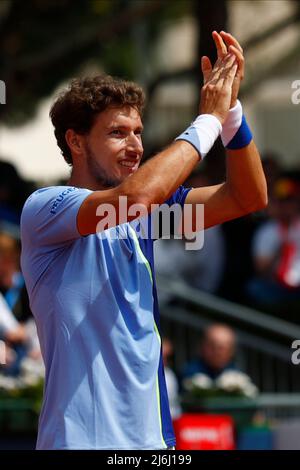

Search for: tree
xmin=0 ymin=0 xmax=175 ymax=125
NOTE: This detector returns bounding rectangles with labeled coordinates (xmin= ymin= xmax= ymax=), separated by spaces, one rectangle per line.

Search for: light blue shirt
xmin=21 ymin=185 xmax=190 ymax=449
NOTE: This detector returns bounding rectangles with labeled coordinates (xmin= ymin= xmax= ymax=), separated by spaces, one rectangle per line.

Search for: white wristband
xmin=175 ymin=114 xmax=222 ymax=159
xmin=221 ymin=100 xmax=243 ymax=147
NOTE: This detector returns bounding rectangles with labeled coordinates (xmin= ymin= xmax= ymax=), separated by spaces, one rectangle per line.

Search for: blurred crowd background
xmin=1 ymin=0 xmax=300 ymax=450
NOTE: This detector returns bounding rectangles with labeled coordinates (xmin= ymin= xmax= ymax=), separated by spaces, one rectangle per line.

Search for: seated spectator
xmin=183 ymin=324 xmax=237 ymax=381
xmin=0 ymin=227 xmax=32 ymax=322
xmin=0 ymin=227 xmax=42 ymax=377
xmin=0 ymin=290 xmax=27 ymax=376
xmin=246 ymin=176 xmax=300 ymax=319
xmin=162 ymin=337 xmax=182 ymax=419
xmin=182 ymin=324 xmax=257 ymax=398
xmin=154 ymin=172 xmax=225 ymax=299
xmin=181 ymin=172 xmax=225 ymax=294
xmin=0 ymin=291 xmax=26 ymax=342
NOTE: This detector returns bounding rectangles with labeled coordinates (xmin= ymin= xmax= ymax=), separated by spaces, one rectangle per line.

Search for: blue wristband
xmin=226 ymin=115 xmax=253 ymax=150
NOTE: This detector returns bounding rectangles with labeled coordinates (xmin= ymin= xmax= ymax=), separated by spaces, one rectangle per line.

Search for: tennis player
xmin=20 ymin=32 xmax=267 ymax=449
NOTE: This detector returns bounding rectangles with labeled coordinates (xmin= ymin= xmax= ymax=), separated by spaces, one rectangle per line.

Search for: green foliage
xmin=0 ymin=378 xmax=43 ymax=413
xmin=0 ymin=0 xmax=193 ymax=126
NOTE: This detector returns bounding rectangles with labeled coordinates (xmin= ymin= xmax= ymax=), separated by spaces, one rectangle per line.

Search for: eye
xmin=110 ymin=129 xmax=122 ymax=136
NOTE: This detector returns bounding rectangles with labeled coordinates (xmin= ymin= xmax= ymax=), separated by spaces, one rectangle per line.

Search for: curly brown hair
xmin=50 ymin=75 xmax=146 ymax=165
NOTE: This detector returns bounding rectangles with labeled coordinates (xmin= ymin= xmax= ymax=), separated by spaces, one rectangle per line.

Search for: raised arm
xmin=184 ymin=31 xmax=267 ymax=229
xmin=78 ymin=53 xmax=238 ymax=236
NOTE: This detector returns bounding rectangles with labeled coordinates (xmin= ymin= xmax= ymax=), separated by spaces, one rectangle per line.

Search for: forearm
xmin=184 ymin=31 xmax=268 ymax=230
xmin=78 ymin=140 xmax=200 ymax=234
xmin=225 ymin=140 xmax=268 ymax=213
xmin=77 ymin=51 xmax=237 ymax=235
xmin=80 ymin=109 xmax=224 ymax=234
xmin=185 ymin=139 xmax=267 ymax=230
xmin=121 ymin=111 xmax=225 ymax=209
xmin=120 ymin=140 xmax=199 ymax=209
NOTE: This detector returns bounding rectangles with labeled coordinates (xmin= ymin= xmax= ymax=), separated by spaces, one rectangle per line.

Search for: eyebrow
xmin=107 ymin=124 xmax=144 ymax=132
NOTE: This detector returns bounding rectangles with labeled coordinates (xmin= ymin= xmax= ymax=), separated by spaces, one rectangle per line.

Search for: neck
xmin=68 ymin=167 xmax=107 ymax=191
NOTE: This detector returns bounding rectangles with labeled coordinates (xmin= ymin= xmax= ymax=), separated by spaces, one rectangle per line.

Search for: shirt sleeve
xmin=136 ymin=185 xmax=192 ymax=240
xmin=21 ymin=186 xmax=92 ymax=248
xmin=164 ymin=185 xmax=192 ymax=208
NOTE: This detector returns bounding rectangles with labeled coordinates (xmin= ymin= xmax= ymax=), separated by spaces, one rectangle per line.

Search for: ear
xmin=65 ymin=129 xmax=84 ymax=157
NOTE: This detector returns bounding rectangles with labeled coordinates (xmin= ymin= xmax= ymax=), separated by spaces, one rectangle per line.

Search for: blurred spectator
xmin=0 ymin=227 xmax=32 ymax=322
xmin=155 ymin=171 xmax=225 ymax=299
xmin=246 ymin=176 xmax=300 ymax=319
xmin=181 ymin=225 xmax=225 ymax=293
xmin=183 ymin=172 xmax=225 ymax=293
xmin=0 ymin=160 xmax=35 ymax=225
xmin=0 ymin=291 xmax=26 ymax=370
xmin=183 ymin=324 xmax=237 ymax=381
xmin=182 ymin=324 xmax=258 ymax=398
xmin=0 ymin=227 xmax=42 ymax=377
xmin=216 ymin=154 xmax=281 ymax=305
xmin=162 ymin=337 xmax=182 ymax=419
xmin=0 ymin=291 xmax=26 ymax=343
xmin=155 ymin=229 xmax=224 ymax=302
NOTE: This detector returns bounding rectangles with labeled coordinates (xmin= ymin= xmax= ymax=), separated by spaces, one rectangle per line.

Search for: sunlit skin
xmin=68 ymin=106 xmax=144 ymax=191
xmin=71 ymin=32 xmax=267 ymax=236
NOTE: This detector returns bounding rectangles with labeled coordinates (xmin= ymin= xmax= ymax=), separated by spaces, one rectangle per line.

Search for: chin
xmin=94 ymin=174 xmax=121 ymax=189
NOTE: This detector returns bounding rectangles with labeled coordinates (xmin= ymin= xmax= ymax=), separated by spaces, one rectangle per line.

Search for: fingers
xmin=212 ymin=30 xmax=227 ymax=59
xmin=211 ymin=53 xmax=237 ymax=86
xmin=228 ymin=44 xmax=244 ymax=80
xmin=219 ymin=54 xmax=237 ymax=80
xmin=208 ymin=31 xmax=243 ymax=82
xmin=208 ymin=49 xmax=235 ymax=84
xmin=200 ymin=31 xmax=242 ymax=115
xmin=200 ymin=53 xmax=238 ymax=124
xmin=220 ymin=31 xmax=243 ymax=53
xmin=217 ymin=31 xmax=244 ymax=85
xmin=203 ymin=56 xmax=222 ymax=86
xmin=201 ymin=56 xmax=212 ymax=84
xmin=223 ymin=62 xmax=238 ymax=88
xmin=221 ymin=53 xmax=237 ymax=71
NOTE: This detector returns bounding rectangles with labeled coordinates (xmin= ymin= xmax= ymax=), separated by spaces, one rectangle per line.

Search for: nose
xmin=126 ymin=132 xmax=143 ymax=155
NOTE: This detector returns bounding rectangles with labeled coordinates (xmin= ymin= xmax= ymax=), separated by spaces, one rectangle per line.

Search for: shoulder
xmin=22 ymin=186 xmax=80 ymax=212
xmin=21 ymin=186 xmax=90 ymax=220
xmin=20 ymin=186 xmax=92 ymax=246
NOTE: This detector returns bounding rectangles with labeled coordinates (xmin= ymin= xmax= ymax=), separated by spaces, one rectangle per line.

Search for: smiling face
xmin=81 ymin=105 xmax=144 ymax=189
